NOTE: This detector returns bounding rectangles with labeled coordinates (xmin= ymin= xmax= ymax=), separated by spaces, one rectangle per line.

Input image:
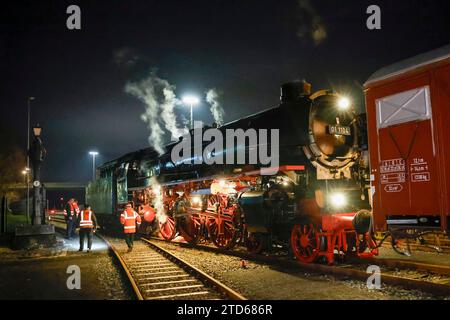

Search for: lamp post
xmin=23 ymin=167 xmax=30 ymax=223
xmin=182 ymin=95 xmax=199 ymax=130
xmin=14 ymin=122 xmax=55 ymax=248
xmin=89 ymin=151 xmax=99 ymax=181
xmin=26 ymin=97 xmax=35 ymax=223
xmin=28 ymin=123 xmax=46 ymax=225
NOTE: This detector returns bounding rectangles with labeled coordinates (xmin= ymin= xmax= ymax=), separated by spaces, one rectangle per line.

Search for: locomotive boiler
xmin=87 ymin=80 xmax=376 ymax=264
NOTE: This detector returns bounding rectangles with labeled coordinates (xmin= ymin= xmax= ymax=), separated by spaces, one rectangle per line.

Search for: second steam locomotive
xmin=87 ymin=80 xmax=377 ymax=264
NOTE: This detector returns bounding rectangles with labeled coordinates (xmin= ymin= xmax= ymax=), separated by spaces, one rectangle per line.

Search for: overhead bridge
xmin=6 ymin=182 xmax=87 ymax=190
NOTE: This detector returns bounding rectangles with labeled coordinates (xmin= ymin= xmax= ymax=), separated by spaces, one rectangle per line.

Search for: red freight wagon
xmin=365 ymin=44 xmax=450 ymax=237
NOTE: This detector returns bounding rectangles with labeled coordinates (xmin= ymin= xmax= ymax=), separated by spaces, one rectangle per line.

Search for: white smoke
xmin=161 ymin=87 xmax=187 ymax=140
xmin=150 ymin=176 xmax=167 ymax=224
xmin=297 ymin=0 xmax=327 ymax=46
xmin=206 ymin=89 xmax=225 ymax=126
xmin=125 ymin=71 xmax=187 ymax=155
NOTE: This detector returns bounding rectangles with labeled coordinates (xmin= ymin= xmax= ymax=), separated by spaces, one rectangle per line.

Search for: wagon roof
xmin=364 ymin=44 xmax=450 ymax=87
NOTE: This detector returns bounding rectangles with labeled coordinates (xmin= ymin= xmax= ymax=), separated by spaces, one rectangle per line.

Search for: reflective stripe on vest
xmin=80 ymin=210 xmax=93 ymax=227
xmin=122 ymin=209 xmax=138 ymax=232
xmin=123 ymin=209 xmax=138 ymax=219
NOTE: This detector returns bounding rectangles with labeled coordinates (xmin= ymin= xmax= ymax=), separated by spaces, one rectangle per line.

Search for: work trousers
xmin=79 ymin=228 xmax=93 ymax=250
xmin=125 ymin=233 xmax=135 ymax=248
xmin=66 ymin=218 xmax=77 ymax=239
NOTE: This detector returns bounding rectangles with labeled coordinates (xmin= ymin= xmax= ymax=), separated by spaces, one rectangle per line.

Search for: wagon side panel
xmin=433 ymin=63 xmax=450 ymax=231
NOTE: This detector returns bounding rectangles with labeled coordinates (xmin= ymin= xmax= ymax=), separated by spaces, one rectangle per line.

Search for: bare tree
xmin=0 ymin=130 xmax=26 ymax=202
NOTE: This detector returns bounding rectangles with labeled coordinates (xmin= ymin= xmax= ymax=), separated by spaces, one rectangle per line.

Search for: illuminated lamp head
xmin=337 ymin=96 xmax=351 ymax=110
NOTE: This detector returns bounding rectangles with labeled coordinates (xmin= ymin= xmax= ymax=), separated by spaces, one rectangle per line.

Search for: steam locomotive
xmin=87 ymin=80 xmax=377 ymax=264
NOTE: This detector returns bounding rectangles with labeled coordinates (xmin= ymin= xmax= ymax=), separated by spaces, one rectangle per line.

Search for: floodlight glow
xmin=191 ymin=196 xmax=201 ymax=205
xmin=329 ymin=193 xmax=347 ymax=208
xmin=89 ymin=151 xmax=99 ymax=156
xmin=182 ymin=95 xmax=199 ymax=105
xmin=337 ymin=96 xmax=351 ymax=110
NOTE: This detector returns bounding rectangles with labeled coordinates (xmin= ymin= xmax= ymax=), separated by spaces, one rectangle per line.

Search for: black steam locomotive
xmin=87 ymin=81 xmax=375 ymax=264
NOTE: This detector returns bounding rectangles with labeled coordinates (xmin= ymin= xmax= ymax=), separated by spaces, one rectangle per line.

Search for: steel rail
xmin=140 ymin=237 xmax=246 ymax=300
xmin=359 ymin=257 xmax=450 ymax=277
xmin=148 ymin=236 xmax=450 ymax=297
xmin=50 ymin=220 xmax=144 ymax=300
xmin=96 ymin=233 xmax=144 ymax=300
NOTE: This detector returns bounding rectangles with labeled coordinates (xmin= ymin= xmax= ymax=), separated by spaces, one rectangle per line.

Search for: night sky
xmin=1 ymin=0 xmax=449 ymax=183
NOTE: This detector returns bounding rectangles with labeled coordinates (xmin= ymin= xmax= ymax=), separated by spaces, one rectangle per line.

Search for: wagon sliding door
xmin=376 ymin=85 xmax=440 ymax=228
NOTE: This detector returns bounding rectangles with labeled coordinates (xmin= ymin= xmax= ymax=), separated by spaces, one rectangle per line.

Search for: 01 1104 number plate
xmin=327 ymin=125 xmax=351 ymax=136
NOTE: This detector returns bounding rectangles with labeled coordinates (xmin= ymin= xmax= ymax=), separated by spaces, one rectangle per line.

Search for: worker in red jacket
xmin=64 ymin=198 xmax=76 ymax=239
xmin=73 ymin=200 xmax=80 ymax=218
xmin=77 ymin=204 xmax=98 ymax=253
xmin=120 ymin=202 xmax=141 ymax=252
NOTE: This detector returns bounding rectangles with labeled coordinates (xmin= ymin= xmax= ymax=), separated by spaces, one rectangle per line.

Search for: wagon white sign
xmin=384 ymin=184 xmax=403 ymax=193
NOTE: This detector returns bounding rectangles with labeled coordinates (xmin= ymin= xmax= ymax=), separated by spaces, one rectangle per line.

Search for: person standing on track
xmin=64 ymin=198 xmax=76 ymax=239
xmin=120 ymin=202 xmax=141 ymax=252
xmin=77 ymin=204 xmax=98 ymax=253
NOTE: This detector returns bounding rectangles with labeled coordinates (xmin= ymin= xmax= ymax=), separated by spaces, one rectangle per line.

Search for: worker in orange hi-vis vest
xmin=120 ymin=203 xmax=141 ymax=252
xmin=77 ymin=204 xmax=98 ymax=253
xmin=73 ymin=199 xmax=81 ymax=218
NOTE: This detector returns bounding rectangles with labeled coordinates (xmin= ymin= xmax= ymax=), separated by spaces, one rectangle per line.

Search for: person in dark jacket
xmin=64 ymin=198 xmax=76 ymax=239
xmin=77 ymin=204 xmax=98 ymax=252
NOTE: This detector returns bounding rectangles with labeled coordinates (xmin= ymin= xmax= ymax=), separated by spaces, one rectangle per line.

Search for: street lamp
xmin=29 ymin=123 xmax=46 ymax=225
xmin=33 ymin=123 xmax=42 ymax=137
xmin=89 ymin=151 xmax=99 ymax=181
xmin=26 ymin=96 xmax=35 ymax=223
xmin=182 ymin=95 xmax=200 ymax=130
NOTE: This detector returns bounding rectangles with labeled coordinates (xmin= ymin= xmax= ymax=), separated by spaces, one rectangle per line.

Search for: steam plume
xmin=297 ymin=0 xmax=327 ymax=45
xmin=150 ymin=176 xmax=167 ymax=224
xmin=125 ymin=71 xmax=187 ymax=155
xmin=206 ymin=89 xmax=225 ymax=126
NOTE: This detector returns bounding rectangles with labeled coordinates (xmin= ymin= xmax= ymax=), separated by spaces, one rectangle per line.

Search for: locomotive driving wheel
xmin=177 ymin=213 xmax=202 ymax=244
xmin=174 ymin=199 xmax=202 ymax=244
xmin=207 ymin=194 xmax=241 ymax=250
xmin=290 ymin=223 xmax=320 ymax=263
xmin=158 ymin=215 xmax=176 ymax=241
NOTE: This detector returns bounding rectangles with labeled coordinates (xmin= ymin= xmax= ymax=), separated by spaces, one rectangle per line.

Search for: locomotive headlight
xmin=329 ymin=192 xmax=347 ymax=208
xmin=337 ymin=96 xmax=351 ymax=110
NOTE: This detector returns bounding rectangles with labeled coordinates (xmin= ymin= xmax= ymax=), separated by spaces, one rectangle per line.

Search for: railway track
xmin=96 ymin=235 xmax=246 ymax=300
xmin=148 ymin=236 xmax=450 ymax=297
xmin=50 ymin=215 xmax=450 ymax=297
xmin=50 ymin=216 xmax=245 ymax=300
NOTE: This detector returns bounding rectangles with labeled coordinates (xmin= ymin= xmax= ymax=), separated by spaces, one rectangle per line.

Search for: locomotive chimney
xmin=280 ymin=80 xmax=311 ymax=103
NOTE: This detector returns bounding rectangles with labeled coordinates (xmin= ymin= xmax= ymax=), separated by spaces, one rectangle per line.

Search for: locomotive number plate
xmin=328 ymin=125 xmax=351 ymax=136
